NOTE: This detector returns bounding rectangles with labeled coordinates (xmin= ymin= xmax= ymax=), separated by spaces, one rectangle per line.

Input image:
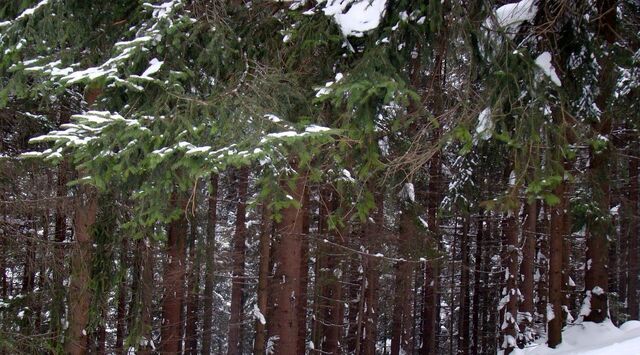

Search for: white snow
xmin=402 ymin=182 xmax=415 ymax=202
xmin=476 ymin=107 xmax=493 ymax=140
xmin=323 ymin=0 xmax=387 ymax=37
xmin=493 ymin=0 xmax=537 ymax=33
xmin=511 ymin=320 xmax=640 ymax=355
xmin=253 ymin=304 xmax=266 ymax=325
xmin=535 ymin=52 xmax=562 ymax=87
xmin=140 ymin=58 xmax=163 ymax=78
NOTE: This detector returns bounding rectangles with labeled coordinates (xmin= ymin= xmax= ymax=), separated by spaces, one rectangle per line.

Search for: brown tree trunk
xmin=628 ymin=152 xmax=639 ymax=320
xmin=160 ymin=193 xmax=188 ymax=353
xmin=115 ymin=237 xmax=129 ymax=355
xmin=270 ymin=164 xmax=307 ymax=353
xmin=321 ymin=188 xmax=346 ymax=355
xmin=228 ymin=168 xmax=249 ymax=355
xmin=519 ymin=201 xmax=536 ymax=346
xmin=582 ymin=0 xmax=617 ymax=324
xmin=471 ymin=212 xmax=484 ymax=355
xmin=201 ymin=174 xmax=218 ymax=354
xmin=254 ymin=198 xmax=272 ymax=354
xmin=548 ymin=183 xmax=565 ymax=348
xmin=458 ymin=217 xmax=470 ymax=355
xmin=583 ymin=148 xmax=610 ymax=323
xmin=421 ymin=154 xmax=442 ymax=355
xmin=391 ymin=203 xmax=416 ymax=355
xmin=362 ymin=187 xmax=383 ymax=355
xmin=138 ymin=237 xmax=155 ymax=355
xmin=500 ymin=213 xmax=519 ymax=355
xmin=63 ymin=186 xmax=98 ymax=355
xmin=297 ymin=187 xmax=311 ymax=353
xmin=185 ymin=212 xmax=201 ymax=354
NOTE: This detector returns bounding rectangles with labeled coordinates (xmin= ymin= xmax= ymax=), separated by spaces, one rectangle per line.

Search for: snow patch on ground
xmin=511 ymin=320 xmax=640 ymax=355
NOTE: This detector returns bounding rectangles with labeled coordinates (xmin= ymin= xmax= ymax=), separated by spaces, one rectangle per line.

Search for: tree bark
xmin=254 ymin=198 xmax=272 ymax=354
xmin=63 ymin=186 xmax=98 ymax=355
xmin=115 ymin=237 xmax=129 ymax=355
xmin=628 ymin=152 xmax=639 ymax=320
xmin=201 ymin=174 xmax=218 ymax=354
xmin=548 ymin=183 xmax=565 ymax=348
xmin=270 ymin=163 xmax=307 ymax=353
xmin=458 ymin=217 xmax=470 ymax=355
xmin=185 ymin=209 xmax=201 ymax=355
xmin=471 ymin=212 xmax=484 ymax=355
xmin=228 ymin=168 xmax=249 ymax=355
xmin=500 ymin=213 xmax=519 ymax=355
xmin=519 ymin=201 xmax=536 ymax=346
xmin=297 ymin=187 xmax=311 ymax=353
xmin=160 ymin=193 xmax=188 ymax=353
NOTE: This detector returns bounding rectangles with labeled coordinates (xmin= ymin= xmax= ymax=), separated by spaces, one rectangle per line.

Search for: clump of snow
xmin=253 ymin=304 xmax=266 ymax=325
xmin=140 ymin=58 xmax=163 ymax=78
xmin=323 ymin=0 xmax=387 ymax=37
xmin=491 ymin=0 xmax=537 ymax=34
xmin=535 ymin=52 xmax=562 ymax=86
xmin=475 ymin=107 xmax=493 ymax=140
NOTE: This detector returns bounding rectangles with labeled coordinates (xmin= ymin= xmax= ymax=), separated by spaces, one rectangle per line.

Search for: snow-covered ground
xmin=514 ymin=320 xmax=640 ymax=354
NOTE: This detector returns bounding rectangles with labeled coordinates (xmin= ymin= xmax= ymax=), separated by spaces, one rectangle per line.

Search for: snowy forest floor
xmin=511 ymin=320 xmax=640 ymax=354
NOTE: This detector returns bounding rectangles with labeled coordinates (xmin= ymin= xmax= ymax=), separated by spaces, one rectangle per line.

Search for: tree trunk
xmin=519 ymin=201 xmax=536 ymax=346
xmin=321 ymin=187 xmax=346 ymax=355
xmin=270 ymin=163 xmax=307 ymax=353
xmin=627 ymin=152 xmax=639 ymax=319
xmin=297 ymin=187 xmax=311 ymax=353
xmin=201 ymin=174 xmax=218 ymax=354
xmin=228 ymin=168 xmax=249 ymax=355
xmin=115 ymin=237 xmax=129 ymax=355
xmin=458 ymin=217 xmax=470 ymax=355
xmin=548 ymin=183 xmax=565 ymax=348
xmin=362 ymin=187 xmax=383 ymax=355
xmin=500 ymin=213 xmax=519 ymax=355
xmin=160 ymin=193 xmax=188 ymax=353
xmin=186 ymin=210 xmax=201 ymax=355
xmin=138 ymin=237 xmax=155 ymax=355
xmin=63 ymin=186 xmax=98 ymax=355
xmin=254 ymin=198 xmax=272 ymax=354
xmin=471 ymin=212 xmax=484 ymax=355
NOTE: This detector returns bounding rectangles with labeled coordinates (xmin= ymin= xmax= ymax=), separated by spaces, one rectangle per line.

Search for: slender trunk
xmin=548 ymin=182 xmax=565 ymax=348
xmin=583 ymin=148 xmax=610 ymax=323
xmin=201 ymin=174 xmax=218 ymax=354
xmin=52 ymin=158 xmax=68 ymax=344
xmin=519 ymin=201 xmax=536 ymax=346
xmin=500 ymin=212 xmax=519 ymax=355
xmin=321 ymin=188 xmax=346 ymax=355
xmin=138 ymin=237 xmax=155 ymax=355
xmin=254 ymin=199 xmax=272 ymax=354
xmin=458 ymin=217 xmax=470 ymax=355
xmin=312 ymin=186 xmax=332 ymax=351
xmin=270 ymin=163 xmax=307 ymax=353
xmin=536 ymin=206 xmax=550 ymax=327
xmin=421 ymin=153 xmax=441 ymax=355
xmin=471 ymin=212 xmax=484 ymax=355
xmin=297 ymin=187 xmax=311 ymax=353
xmin=362 ymin=187 xmax=383 ymax=355
xmin=228 ymin=168 xmax=249 ymax=355
xmin=160 ymin=193 xmax=188 ymax=353
xmin=186 ymin=211 xmax=201 ymax=354
xmin=63 ymin=186 xmax=98 ymax=355
xmin=115 ymin=237 xmax=129 ymax=355
xmin=627 ymin=153 xmax=639 ymax=319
